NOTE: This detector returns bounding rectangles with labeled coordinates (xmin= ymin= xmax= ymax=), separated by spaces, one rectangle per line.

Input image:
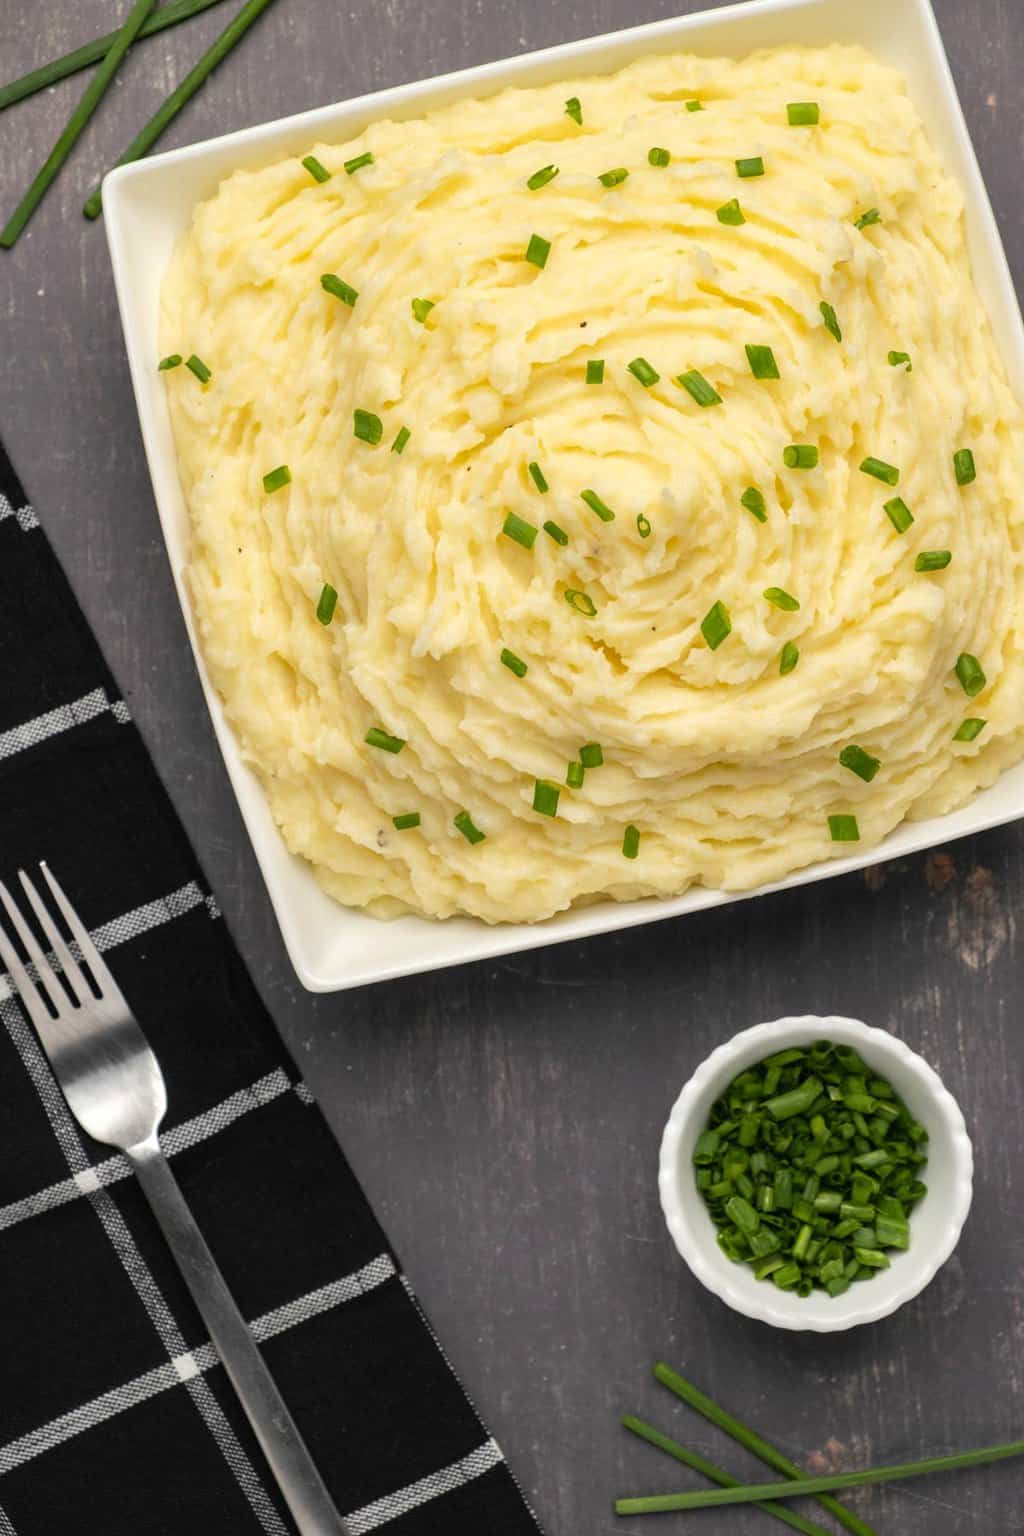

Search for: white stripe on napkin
xmin=345 ymin=1439 xmax=505 ymax=1535
xmin=0 ymin=492 xmax=38 ymax=531
xmin=0 ymin=1500 xmax=17 ymax=1534
xmin=0 ymin=687 xmax=129 ymax=763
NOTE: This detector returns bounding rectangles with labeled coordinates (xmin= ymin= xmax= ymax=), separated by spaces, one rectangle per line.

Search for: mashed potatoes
xmin=163 ymin=44 xmax=1024 ymax=923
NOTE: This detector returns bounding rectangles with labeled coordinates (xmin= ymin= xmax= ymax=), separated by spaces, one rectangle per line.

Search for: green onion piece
xmin=637 ymin=512 xmax=652 ymax=539
xmin=185 ymin=354 xmax=211 ymax=384
xmin=566 ymin=760 xmax=585 ymax=788
xmin=525 ymin=233 xmax=551 ymax=268
xmin=741 ymin=487 xmax=767 ymax=523
xmin=860 ymin=456 xmax=899 ymax=485
xmin=316 ymin=583 xmax=337 ymax=626
xmin=502 ymin=512 xmax=538 ymax=550
xmin=544 ymin=520 xmax=569 ymax=545
xmin=528 ymin=461 xmax=549 ymax=493
xmin=158 ymin=354 xmax=182 ymax=371
xmin=915 ymin=550 xmax=952 ymax=572
xmin=955 ymin=653 xmax=986 ymax=697
xmin=527 ymin=163 xmax=559 ymax=190
xmin=819 ymin=301 xmax=842 ymax=343
xmin=764 ymin=587 xmax=799 ymax=611
xmin=784 ymin=444 xmax=818 ymax=469
xmin=581 ymin=488 xmax=615 ymax=522
xmin=564 ymin=96 xmax=582 ymax=124
xmin=736 ymin=156 xmax=765 ymax=178
xmin=302 ymin=154 xmax=330 ymax=183
xmin=392 ymin=812 xmax=420 ymax=830
xmin=954 ymin=718 xmax=986 ymax=742
xmin=648 ymin=146 xmax=671 ymax=167
xmin=262 ymin=464 xmax=291 ymax=494
xmin=344 ymin=150 xmax=374 ymax=175
xmin=839 ymin=745 xmax=881 ymax=783
xmin=454 ymin=810 xmax=485 ymax=844
xmin=678 ymin=370 xmax=722 ymax=407
xmin=585 ymin=358 xmax=605 ymax=384
xmin=888 ymin=350 xmax=912 ymax=372
xmin=780 ymin=641 xmax=799 ymax=675
xmin=533 ymin=780 xmax=560 ymax=817
xmin=580 ymin=743 xmax=604 ymax=768
xmin=391 ymin=426 xmax=411 ymax=455
xmin=628 ymin=356 xmax=660 ymax=387
xmin=855 ymin=207 xmax=881 ymax=229
xmin=321 ymin=272 xmax=358 ymax=307
xmin=829 ymin=814 xmax=860 ymax=842
xmin=716 ymin=198 xmax=746 ymax=226
xmin=365 ymin=726 xmax=405 ymax=754
xmin=565 ymin=589 xmax=597 ymax=616
xmin=598 ymin=167 xmax=629 ymax=187
xmin=884 ymin=497 xmax=914 ymax=534
xmin=622 ymin=824 xmax=640 ymax=859
xmin=787 ymin=101 xmax=820 ymax=125
xmin=763 ymin=1076 xmax=821 ymax=1121
xmin=353 ymin=408 xmax=383 ymax=445
xmin=746 ymin=344 xmax=780 ymax=380
xmin=701 ymin=600 xmax=732 ymax=650
xmin=954 ymin=448 xmax=977 ymax=485
xmin=685 ymin=99 xmax=703 ymax=112
xmin=411 ymin=297 xmax=435 ymax=323
xmin=500 ymin=648 xmax=528 ymax=678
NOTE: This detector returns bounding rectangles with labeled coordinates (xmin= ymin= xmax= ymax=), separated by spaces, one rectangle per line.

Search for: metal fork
xmin=0 ymin=863 xmax=349 ymax=1536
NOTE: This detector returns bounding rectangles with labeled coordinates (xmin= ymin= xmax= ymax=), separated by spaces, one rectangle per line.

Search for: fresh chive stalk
xmin=564 ymin=96 xmax=582 ymax=124
xmin=411 ymin=297 xmax=435 ymax=323
xmin=888 ymin=350 xmax=912 ymax=372
xmin=741 ymin=487 xmax=767 ymax=523
xmin=787 ymin=102 xmax=820 ymax=125
xmin=884 ymin=497 xmax=914 ymax=534
xmin=780 ymin=641 xmax=799 ymax=675
xmin=860 ymin=457 xmax=900 ymax=486
xmin=533 ymin=780 xmax=560 ymax=817
xmin=454 ymin=810 xmax=485 ymax=843
xmin=527 ymin=163 xmax=559 ymax=190
xmin=392 ymin=812 xmax=420 ymax=830
xmin=637 ymin=513 xmax=652 ymax=539
xmin=502 ymin=512 xmax=538 ymax=550
xmin=784 ymin=445 xmax=818 ymax=469
xmin=829 ymin=815 xmax=860 ymax=842
xmin=915 ymin=551 xmax=952 ymax=572
xmin=955 ymin=653 xmax=985 ymax=697
xmin=717 ymin=198 xmax=746 ymax=225
xmin=344 ymin=151 xmax=374 ymax=175
xmin=855 ymin=208 xmax=882 ymax=229
xmin=628 ymin=357 xmax=660 ymax=387
xmin=525 ymin=234 xmax=551 ymax=268
xmin=622 ymin=825 xmax=640 ymax=859
xmin=544 ymin=520 xmax=569 ymax=545
xmin=321 ymin=273 xmax=358 ymax=307
xmin=585 ymin=359 xmax=605 ymax=384
xmin=764 ymin=587 xmax=799 ymax=611
xmin=648 ymin=147 xmax=671 ymax=167
xmin=736 ymin=156 xmax=765 ymax=178
xmin=820 ymin=301 xmax=842 ymax=343
xmin=500 ymin=648 xmax=528 ymax=678
xmin=840 ymin=745 xmax=880 ymax=782
xmin=746 ymin=344 xmax=780 ymax=380
xmin=391 ymin=426 xmax=411 ymax=455
xmin=580 ymin=743 xmax=603 ymax=767
xmin=353 ymin=409 xmax=383 ymax=445
xmin=678 ymin=370 xmax=722 ymax=407
xmin=565 ymin=589 xmax=597 ymax=616
xmin=581 ymin=489 xmax=615 ymax=522
xmin=262 ymin=465 xmax=291 ymax=493
xmin=701 ymin=601 xmax=731 ymax=650
xmin=598 ymin=167 xmax=629 ymax=187
xmin=954 ymin=449 xmax=976 ymax=485
xmin=158 ymin=354 xmax=182 ymax=371
xmin=316 ymin=584 xmax=337 ymax=625
xmin=365 ymin=726 xmax=405 ymax=754
xmin=566 ymin=761 xmax=585 ymax=788
xmin=302 ymin=155 xmax=330 ymax=183
xmin=185 ymin=354 xmax=211 ymax=383
xmin=954 ymin=718 xmax=986 ymax=742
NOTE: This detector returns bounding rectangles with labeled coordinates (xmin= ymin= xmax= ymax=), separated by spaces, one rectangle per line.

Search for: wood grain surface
xmin=1 ymin=1 xmax=1023 ymax=1531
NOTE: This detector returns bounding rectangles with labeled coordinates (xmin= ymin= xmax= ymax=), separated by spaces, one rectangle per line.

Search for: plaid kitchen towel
xmin=0 ymin=440 xmax=542 ymax=1536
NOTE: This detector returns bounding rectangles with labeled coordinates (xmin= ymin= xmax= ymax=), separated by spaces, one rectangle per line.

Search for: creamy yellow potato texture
xmin=164 ymin=45 xmax=1024 ymax=923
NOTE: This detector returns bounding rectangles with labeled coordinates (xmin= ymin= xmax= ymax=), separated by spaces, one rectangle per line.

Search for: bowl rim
xmin=658 ymin=1014 xmax=974 ymax=1331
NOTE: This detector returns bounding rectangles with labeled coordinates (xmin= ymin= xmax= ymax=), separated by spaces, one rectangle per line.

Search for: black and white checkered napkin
xmin=0 ymin=441 xmax=542 ymax=1536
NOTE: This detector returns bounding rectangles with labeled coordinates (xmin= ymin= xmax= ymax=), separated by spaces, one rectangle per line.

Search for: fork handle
xmin=128 ymin=1137 xmax=350 ymax=1535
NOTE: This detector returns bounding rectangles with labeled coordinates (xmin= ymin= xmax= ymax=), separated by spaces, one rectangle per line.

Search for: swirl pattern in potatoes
xmin=163 ymin=44 xmax=1024 ymax=923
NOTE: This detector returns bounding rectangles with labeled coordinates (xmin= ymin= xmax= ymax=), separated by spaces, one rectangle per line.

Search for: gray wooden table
xmin=2 ymin=1 xmax=1022 ymax=1531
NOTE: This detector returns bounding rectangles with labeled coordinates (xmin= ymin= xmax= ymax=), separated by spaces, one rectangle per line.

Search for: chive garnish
xmin=527 ymin=164 xmax=559 ymax=190
xmin=527 ymin=461 xmax=549 ymax=494
xmin=956 ymin=653 xmax=985 ymax=697
xmin=500 ymin=648 xmax=528 ymax=677
xmin=855 ymin=207 xmax=881 ymax=229
xmin=321 ymin=272 xmax=358 ymax=307
xmin=564 ymin=96 xmax=582 ymax=124
xmin=954 ymin=448 xmax=977 ymax=485
xmin=888 ymin=350 xmax=912 ymax=372
xmin=262 ymin=464 xmax=291 ymax=493
xmin=860 ymin=456 xmax=899 ymax=485
xmin=185 ymin=354 xmax=211 ymax=383
xmin=316 ymin=583 xmax=337 ymax=626
xmin=533 ymin=780 xmax=560 ymax=817
xmin=302 ymin=154 xmax=330 ymax=183
xmin=685 ymin=99 xmax=703 ymax=112
xmin=954 ymin=718 xmax=986 ymax=742
xmin=566 ymin=761 xmax=585 ymax=789
xmin=819 ymin=301 xmax=842 ymax=343
xmin=454 ymin=810 xmax=485 ymax=844
xmin=787 ymin=101 xmax=820 ymax=125
xmin=915 ymin=550 xmax=952 ymax=572
xmin=648 ymin=147 xmax=671 ymax=167
xmin=784 ymin=445 xmax=817 ymax=469
xmin=411 ymin=297 xmax=434 ymax=323
xmin=716 ymin=198 xmax=746 ymax=225
xmin=741 ymin=487 xmax=767 ymax=523
xmin=581 ymin=489 xmax=615 ymax=522
xmin=622 ymin=825 xmax=640 ymax=859
xmin=502 ymin=512 xmax=538 ymax=550
xmin=637 ymin=513 xmax=652 ymax=538
xmin=158 ymin=354 xmax=182 ymax=371
xmin=544 ymin=520 xmax=569 ymax=546
xmin=344 ymin=151 xmax=374 ymax=175
xmin=391 ymin=426 xmax=411 ymax=455
xmin=840 ymin=744 xmax=881 ymax=782
xmin=677 ymin=370 xmax=722 ymax=407
xmin=628 ymin=357 xmax=660 ymax=387
xmin=736 ymin=156 xmax=765 ymax=178
xmin=764 ymin=587 xmax=799 ymax=611
xmin=746 ymin=344 xmax=780 ymax=380
xmin=585 ymin=359 xmax=605 ymax=384
xmin=353 ymin=409 xmax=382 ymax=445
xmin=829 ymin=814 xmax=860 ymax=842
xmin=365 ymin=726 xmax=405 ymax=754
xmin=525 ymin=233 xmax=551 ymax=268
xmin=580 ymin=743 xmax=603 ymax=768
xmin=598 ymin=167 xmax=629 ymax=188
xmin=701 ymin=600 xmax=731 ymax=650
xmin=779 ymin=641 xmax=799 ymax=675
xmin=392 ymin=812 xmax=420 ymax=830
xmin=565 ymin=589 xmax=597 ymax=616
xmin=884 ymin=496 xmax=913 ymax=533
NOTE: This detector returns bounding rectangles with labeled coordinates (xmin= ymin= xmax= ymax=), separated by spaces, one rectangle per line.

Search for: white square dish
xmin=105 ymin=0 xmax=1024 ymax=993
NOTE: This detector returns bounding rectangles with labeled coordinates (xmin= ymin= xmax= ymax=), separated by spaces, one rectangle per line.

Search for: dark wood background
xmin=1 ymin=1 xmax=1022 ymax=1530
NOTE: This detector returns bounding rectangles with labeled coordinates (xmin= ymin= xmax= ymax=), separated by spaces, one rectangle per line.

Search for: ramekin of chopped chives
xmin=658 ymin=1015 xmax=972 ymax=1331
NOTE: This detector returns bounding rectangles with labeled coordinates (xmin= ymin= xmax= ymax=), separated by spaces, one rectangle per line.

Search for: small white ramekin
xmin=659 ymin=1015 xmax=973 ymax=1332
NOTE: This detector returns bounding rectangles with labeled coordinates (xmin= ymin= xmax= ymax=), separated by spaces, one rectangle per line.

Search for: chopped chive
xmin=585 ymin=358 xmax=605 ymax=384
xmin=954 ymin=718 xmax=986 ymax=742
xmin=678 ymin=370 xmax=722 ymax=407
xmin=158 ymin=353 xmax=182 ymax=371
xmin=302 ymin=154 xmax=330 ymax=183
xmin=716 ymin=198 xmax=746 ymax=226
xmin=955 ymin=653 xmax=986 ymax=697
xmin=262 ymin=464 xmax=291 ymax=493
xmin=915 ymin=550 xmax=952 ymax=572
xmin=884 ymin=497 xmax=913 ymax=534
xmin=685 ymin=99 xmax=703 ymax=112
xmin=745 ymin=344 xmax=780 ymax=380
xmin=365 ymin=726 xmax=405 ymax=754
xmin=784 ymin=444 xmax=818 ymax=469
xmin=580 ymin=743 xmax=604 ymax=768
xmin=954 ymin=448 xmax=976 ymax=485
xmin=566 ymin=760 xmax=585 ymax=788
xmin=829 ymin=814 xmax=860 ymax=842
xmin=637 ymin=512 xmax=652 ymax=538
xmin=741 ymin=487 xmax=767 ymax=523
xmin=502 ymin=512 xmax=538 ymax=550
xmin=819 ymin=301 xmax=842 ymax=343
xmin=787 ymin=101 xmax=820 ymax=125
xmin=411 ymin=297 xmax=435 ymax=323
xmin=316 ymin=583 xmax=337 ymax=625
xmin=527 ymin=163 xmax=559 ymax=190
xmin=500 ymin=648 xmax=528 ymax=678
xmin=648 ymin=146 xmax=671 ymax=167
xmin=736 ymin=156 xmax=765 ymax=178
xmin=392 ymin=812 xmax=421 ymax=830
xmin=779 ymin=641 xmax=799 ymax=675
xmin=533 ymin=780 xmax=560 ymax=817
xmin=860 ymin=456 xmax=899 ymax=485
xmin=628 ymin=356 xmax=660 ymax=387
xmin=185 ymin=353 xmax=211 ymax=384
xmin=525 ymin=233 xmax=551 ymax=268
xmin=544 ymin=519 xmax=569 ymax=545
xmin=764 ymin=587 xmax=799 ymax=611
xmin=565 ymin=589 xmax=597 ymax=616
xmin=564 ymin=96 xmax=582 ymax=124
xmin=344 ymin=151 xmax=374 ymax=175
xmin=454 ymin=810 xmax=485 ymax=844
xmin=855 ymin=207 xmax=881 ymax=229
xmin=622 ymin=824 xmax=640 ymax=859
xmin=391 ymin=425 xmax=411 ymax=455
xmin=527 ymin=460 xmax=549 ymax=493
xmin=353 ymin=408 xmax=383 ymax=445
xmin=321 ymin=272 xmax=358 ymax=306
xmin=888 ymin=350 xmax=912 ymax=372
xmin=581 ymin=488 xmax=615 ymax=522
xmin=840 ymin=745 xmax=881 ymax=783
xmin=598 ymin=167 xmax=629 ymax=188
xmin=701 ymin=600 xmax=732 ymax=650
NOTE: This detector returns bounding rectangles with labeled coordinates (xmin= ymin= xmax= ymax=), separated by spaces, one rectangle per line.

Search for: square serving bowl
xmin=104 ymin=0 xmax=1024 ymax=992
